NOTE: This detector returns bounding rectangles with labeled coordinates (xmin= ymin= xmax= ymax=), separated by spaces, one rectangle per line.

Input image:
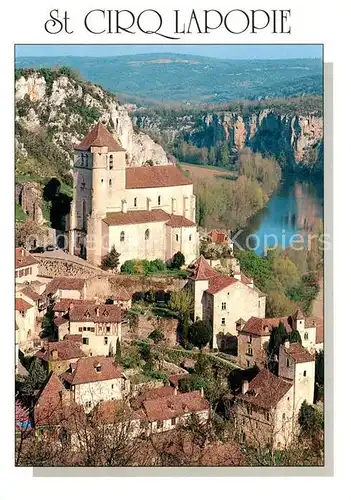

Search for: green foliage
xmin=120 ymin=344 xmax=141 ymax=369
xmin=120 ymin=258 xmax=182 ymax=277
xmin=289 ymin=330 xmax=302 ymax=344
xmin=267 ymin=322 xmax=289 ymax=361
xmin=170 ymin=251 xmax=185 ymax=269
xmin=314 ymin=350 xmax=324 ymax=402
xmin=21 ymin=358 xmax=48 ymax=395
xmin=148 ymin=329 xmax=165 ymax=344
xmin=188 ymin=320 xmax=212 ymax=349
xmin=102 ymin=245 xmax=120 ymax=270
xmin=15 ymin=203 xmax=28 ymax=222
xmin=298 ymin=401 xmax=324 ymax=436
xmin=114 ymin=338 xmax=122 ymax=365
xmin=41 ymin=305 xmax=57 ymax=339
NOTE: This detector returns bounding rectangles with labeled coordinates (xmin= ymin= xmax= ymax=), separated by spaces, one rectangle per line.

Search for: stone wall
xmin=36 ymin=255 xmax=104 ymax=279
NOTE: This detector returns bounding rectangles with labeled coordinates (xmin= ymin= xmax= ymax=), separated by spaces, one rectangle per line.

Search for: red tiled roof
xmin=75 ymin=122 xmax=125 ymax=152
xmin=206 ymin=275 xmax=238 ymax=295
xmin=53 ymin=299 xmax=96 ymax=313
xmin=15 ymin=297 xmax=33 ymax=312
xmin=190 ymin=255 xmax=218 ymax=281
xmin=126 ymin=165 xmax=192 ymax=189
xmin=34 ymin=373 xmax=66 ymax=426
xmin=293 ymin=308 xmax=305 ymax=320
xmin=54 ymin=316 xmax=69 ymax=327
xmin=166 ymin=214 xmax=196 ymax=228
xmin=283 ymin=342 xmax=315 ymax=363
xmin=241 ymin=316 xmax=292 ymax=337
xmin=133 ymin=386 xmax=176 ymax=408
xmin=69 ymin=303 xmax=121 ymax=323
xmin=237 ymin=369 xmax=293 ymax=410
xmin=208 ymin=230 xmax=229 ymax=244
xmin=35 ymin=340 xmax=86 ymax=362
xmin=103 ymin=209 xmax=169 ymax=227
xmin=45 ymin=278 xmax=86 ymax=296
xmin=20 ymin=286 xmax=41 ymax=301
xmin=113 ymin=287 xmax=131 ymax=302
xmin=142 ymin=390 xmax=209 ymax=422
xmin=61 ymin=356 xmax=123 ymax=385
xmin=64 ymin=334 xmax=83 ymax=344
xmin=15 ymin=248 xmax=38 ymax=269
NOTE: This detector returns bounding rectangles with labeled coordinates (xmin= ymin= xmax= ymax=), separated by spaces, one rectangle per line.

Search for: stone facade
xmin=237 ymin=332 xmax=270 ymax=369
xmin=69 ymin=123 xmax=199 ymax=267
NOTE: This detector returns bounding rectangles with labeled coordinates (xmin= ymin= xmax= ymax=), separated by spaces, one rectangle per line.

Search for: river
xmin=233 ymin=175 xmax=324 ymax=256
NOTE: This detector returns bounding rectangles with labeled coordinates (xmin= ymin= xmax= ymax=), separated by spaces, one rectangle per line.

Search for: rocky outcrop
xmin=134 ymin=109 xmax=323 ymax=170
xmin=15 ymin=181 xmax=45 ymax=224
xmin=15 ymin=72 xmax=170 ymax=167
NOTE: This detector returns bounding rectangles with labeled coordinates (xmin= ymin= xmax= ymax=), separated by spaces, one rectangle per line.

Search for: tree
xmin=298 ymin=401 xmax=323 ymax=438
xmin=41 ymin=304 xmax=57 ymax=339
xmin=289 ymin=330 xmax=302 ymax=344
xmin=170 ymin=251 xmax=185 ymax=269
xmin=21 ymin=357 xmax=48 ymax=398
xmin=169 ymin=289 xmax=194 ymax=346
xmin=267 ymin=322 xmax=288 ymax=370
xmin=314 ymin=350 xmax=324 ymax=402
xmin=115 ymin=338 xmax=122 ymax=365
xmin=102 ymin=245 xmax=120 ymax=270
xmin=188 ymin=320 xmax=212 ymax=349
xmin=15 ymin=219 xmax=48 ymax=248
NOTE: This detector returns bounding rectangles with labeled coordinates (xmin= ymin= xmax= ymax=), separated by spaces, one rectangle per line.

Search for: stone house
xmin=17 ymin=284 xmax=48 ymax=318
xmin=45 ymin=277 xmax=87 ymax=300
xmin=15 ymin=297 xmax=36 ymax=348
xmin=61 ymin=356 xmax=130 ymax=412
xmin=235 ymin=369 xmax=295 ymax=450
xmin=35 ymin=339 xmax=86 ymax=375
xmin=235 ymin=341 xmax=315 ymax=450
xmin=67 ymin=303 xmax=122 ymax=356
xmin=68 ymin=122 xmax=199 ymax=266
xmin=187 ymin=256 xmax=265 ymax=349
xmin=15 ymin=248 xmax=39 ymax=284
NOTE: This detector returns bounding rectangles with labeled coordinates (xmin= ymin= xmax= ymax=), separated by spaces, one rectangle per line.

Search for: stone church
xmin=68 ymin=122 xmax=199 ymax=266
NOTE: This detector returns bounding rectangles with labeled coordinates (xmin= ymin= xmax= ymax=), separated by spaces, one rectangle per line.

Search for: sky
xmin=16 ymin=44 xmax=322 ymax=60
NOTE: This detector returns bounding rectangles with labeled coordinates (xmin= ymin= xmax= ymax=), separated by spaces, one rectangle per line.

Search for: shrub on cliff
xmin=170 ymin=252 xmax=185 ymax=269
xmin=102 ymin=245 xmax=120 ymax=271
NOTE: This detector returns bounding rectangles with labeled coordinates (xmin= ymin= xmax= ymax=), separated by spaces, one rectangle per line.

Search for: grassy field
xmin=180 ymin=162 xmax=237 ymax=183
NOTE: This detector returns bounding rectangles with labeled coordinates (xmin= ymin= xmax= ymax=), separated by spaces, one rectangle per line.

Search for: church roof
xmin=75 ymin=122 xmax=126 ymax=152
xmin=125 ymin=165 xmax=192 ymax=189
xmin=103 ymin=209 xmax=195 ymax=228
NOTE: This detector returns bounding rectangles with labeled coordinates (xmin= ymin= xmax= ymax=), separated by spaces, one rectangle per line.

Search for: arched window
xmin=109 ymin=155 xmax=114 ymax=169
xmin=304 ymin=332 xmax=308 ymax=340
xmin=101 ymin=178 xmax=104 ymax=183
xmin=134 ymin=197 xmax=137 ymax=207
xmin=189 ymin=234 xmax=192 ymax=241
xmin=109 ymin=179 xmax=112 ymax=186
xmin=175 ymin=234 xmax=179 ymax=242
xmin=120 ymin=231 xmax=125 ymax=242
xmin=158 ymin=195 xmax=161 ymax=206
xmin=145 ymin=229 xmax=150 ymax=241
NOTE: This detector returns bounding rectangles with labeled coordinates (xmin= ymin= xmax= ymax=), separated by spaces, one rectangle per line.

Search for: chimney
xmin=147 ymin=197 xmax=152 ymax=211
xmin=284 ymin=340 xmax=290 ymax=350
xmin=241 ymin=380 xmax=249 ymax=395
xmin=51 ymin=349 xmax=58 ymax=360
xmin=121 ymin=199 xmax=127 ymax=213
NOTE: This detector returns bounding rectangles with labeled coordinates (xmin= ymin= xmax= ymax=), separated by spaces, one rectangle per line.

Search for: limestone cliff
xmin=15 ymin=72 xmax=170 ymax=167
xmin=133 ymin=107 xmax=323 ymax=171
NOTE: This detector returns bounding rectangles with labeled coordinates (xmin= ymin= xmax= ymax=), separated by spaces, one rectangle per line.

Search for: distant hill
xmin=16 ymin=53 xmax=322 ymax=104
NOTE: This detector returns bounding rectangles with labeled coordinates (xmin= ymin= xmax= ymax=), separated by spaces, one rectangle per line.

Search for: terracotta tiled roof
xmin=35 ymin=340 xmax=86 ymax=362
xmin=125 ymin=165 xmax=192 ymax=189
xmin=45 ymin=277 xmax=86 ymax=296
xmin=64 ymin=334 xmax=83 ymax=344
xmin=293 ymin=308 xmax=305 ymax=320
xmin=69 ymin=303 xmax=121 ymax=323
xmin=53 ymin=299 xmax=96 ymax=313
xmin=61 ymin=356 xmax=123 ymax=385
xmin=206 ymin=275 xmax=238 ymax=295
xmin=190 ymin=255 xmax=218 ymax=281
xmin=142 ymin=390 xmax=209 ymax=422
xmin=20 ymin=286 xmax=41 ymax=301
xmin=237 ymin=369 xmax=293 ymax=410
xmin=283 ymin=342 xmax=315 ymax=363
xmin=15 ymin=248 xmax=38 ymax=269
xmin=15 ymin=297 xmax=33 ymax=312
xmin=208 ymin=230 xmax=229 ymax=244
xmin=54 ymin=316 xmax=69 ymax=327
xmin=166 ymin=214 xmax=196 ymax=228
xmin=241 ymin=316 xmax=292 ymax=337
xmin=34 ymin=372 xmax=66 ymax=426
xmin=75 ymin=122 xmax=125 ymax=152
xmin=113 ymin=287 xmax=131 ymax=302
xmin=133 ymin=386 xmax=176 ymax=409
xmin=103 ymin=209 xmax=169 ymax=227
